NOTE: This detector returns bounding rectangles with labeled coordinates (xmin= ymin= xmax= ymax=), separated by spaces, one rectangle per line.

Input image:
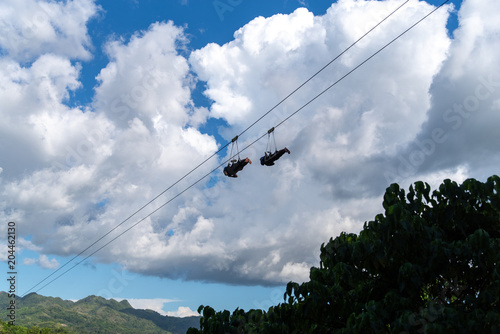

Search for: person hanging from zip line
xmin=224 ymin=157 xmax=252 ymax=178
xmin=260 ymin=147 xmax=290 ymax=166
xmin=223 ymin=135 xmax=252 ymax=178
xmin=260 ymin=127 xmax=290 ymax=166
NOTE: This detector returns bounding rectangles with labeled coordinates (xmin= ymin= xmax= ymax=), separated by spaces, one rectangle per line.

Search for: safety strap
xmin=229 ymin=136 xmax=240 ymax=164
xmin=266 ymin=128 xmax=277 ymax=154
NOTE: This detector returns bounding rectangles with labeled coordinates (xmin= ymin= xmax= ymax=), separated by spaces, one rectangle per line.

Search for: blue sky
xmin=74 ymin=0 xmax=338 ymax=105
xmin=3 ymin=0 xmax=499 ymax=320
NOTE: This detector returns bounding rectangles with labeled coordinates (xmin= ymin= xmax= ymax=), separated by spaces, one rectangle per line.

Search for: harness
xmin=265 ymin=127 xmax=277 ymax=156
xmin=228 ymin=135 xmax=240 ymax=168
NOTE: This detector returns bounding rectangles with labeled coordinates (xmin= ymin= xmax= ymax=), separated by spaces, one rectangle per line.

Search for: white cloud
xmin=167 ymin=306 xmax=199 ymax=318
xmin=0 ymin=17 xmax=219 ymax=260
xmin=94 ymin=21 xmax=197 ymax=129
xmin=278 ymin=262 xmax=310 ymax=282
xmin=0 ymin=0 xmax=99 ymax=62
xmin=110 ymin=298 xmax=200 ymax=318
xmin=1 ymin=0 xmax=499 ymax=289
xmin=386 ymin=0 xmax=500 ymax=185
xmin=113 ymin=298 xmax=179 ymax=316
xmin=189 ymin=0 xmax=452 ymax=200
xmin=23 ymin=254 xmax=60 ymax=269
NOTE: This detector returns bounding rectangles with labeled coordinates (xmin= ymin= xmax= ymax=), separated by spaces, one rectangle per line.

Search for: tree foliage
xmin=0 ymin=319 xmax=70 ymax=333
xmin=189 ymin=176 xmax=500 ymax=333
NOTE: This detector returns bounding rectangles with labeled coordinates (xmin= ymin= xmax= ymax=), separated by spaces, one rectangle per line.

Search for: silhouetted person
xmin=224 ymin=157 xmax=252 ymax=178
xmin=260 ymin=148 xmax=290 ymax=166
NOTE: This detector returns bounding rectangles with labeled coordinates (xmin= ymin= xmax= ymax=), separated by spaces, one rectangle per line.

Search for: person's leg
xmin=273 ymin=148 xmax=288 ymax=161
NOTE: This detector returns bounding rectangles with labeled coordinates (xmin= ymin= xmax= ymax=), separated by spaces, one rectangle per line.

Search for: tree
xmin=189 ymin=176 xmax=500 ymax=333
xmin=0 ymin=319 xmax=70 ymax=334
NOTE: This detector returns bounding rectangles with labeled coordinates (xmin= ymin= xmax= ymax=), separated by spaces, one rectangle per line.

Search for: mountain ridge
xmin=0 ymin=291 xmax=199 ymax=334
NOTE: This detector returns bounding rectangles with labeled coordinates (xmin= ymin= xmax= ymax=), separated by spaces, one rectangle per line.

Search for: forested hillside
xmin=0 ymin=293 xmax=199 ymax=334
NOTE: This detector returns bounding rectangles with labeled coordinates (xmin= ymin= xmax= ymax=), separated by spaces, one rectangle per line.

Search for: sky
xmin=1 ymin=0 xmax=498 ymax=319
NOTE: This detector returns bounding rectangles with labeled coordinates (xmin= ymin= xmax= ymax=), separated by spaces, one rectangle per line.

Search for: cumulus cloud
xmin=0 ymin=0 xmax=218 ymax=273
xmin=1 ymin=0 xmax=498 ymax=288
xmin=94 ymin=21 xmax=196 ymax=129
xmin=109 ymin=298 xmax=199 ymax=318
xmin=167 ymin=306 xmax=199 ymax=318
xmin=387 ymin=0 xmax=500 ymax=185
xmin=39 ymin=254 xmax=60 ymax=269
xmin=23 ymin=254 xmax=60 ymax=269
xmin=114 ymin=298 xmax=180 ymax=316
xmin=1 ymin=4 xmax=219 ymax=256
xmin=190 ymin=0 xmax=452 ymax=198
xmin=0 ymin=0 xmax=99 ymax=62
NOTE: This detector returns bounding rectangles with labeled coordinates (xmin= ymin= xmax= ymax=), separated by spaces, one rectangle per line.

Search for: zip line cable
xmin=20 ymin=138 xmax=232 ymax=296
xmin=237 ymin=0 xmax=410 ymax=139
xmin=21 ymin=0 xmax=409 ymax=298
xmin=32 ymin=132 xmax=272 ymax=295
xmin=22 ymin=0 xmax=450 ymax=296
xmin=272 ymin=0 xmax=450 ymax=132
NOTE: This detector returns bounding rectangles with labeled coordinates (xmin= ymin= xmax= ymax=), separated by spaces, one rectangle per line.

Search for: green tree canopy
xmin=190 ymin=175 xmax=500 ymax=333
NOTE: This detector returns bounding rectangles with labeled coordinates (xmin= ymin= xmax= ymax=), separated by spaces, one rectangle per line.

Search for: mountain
xmin=0 ymin=292 xmax=200 ymax=334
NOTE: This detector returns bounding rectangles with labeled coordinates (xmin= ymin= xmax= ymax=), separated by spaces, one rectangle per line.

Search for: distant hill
xmin=0 ymin=292 xmax=200 ymax=334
